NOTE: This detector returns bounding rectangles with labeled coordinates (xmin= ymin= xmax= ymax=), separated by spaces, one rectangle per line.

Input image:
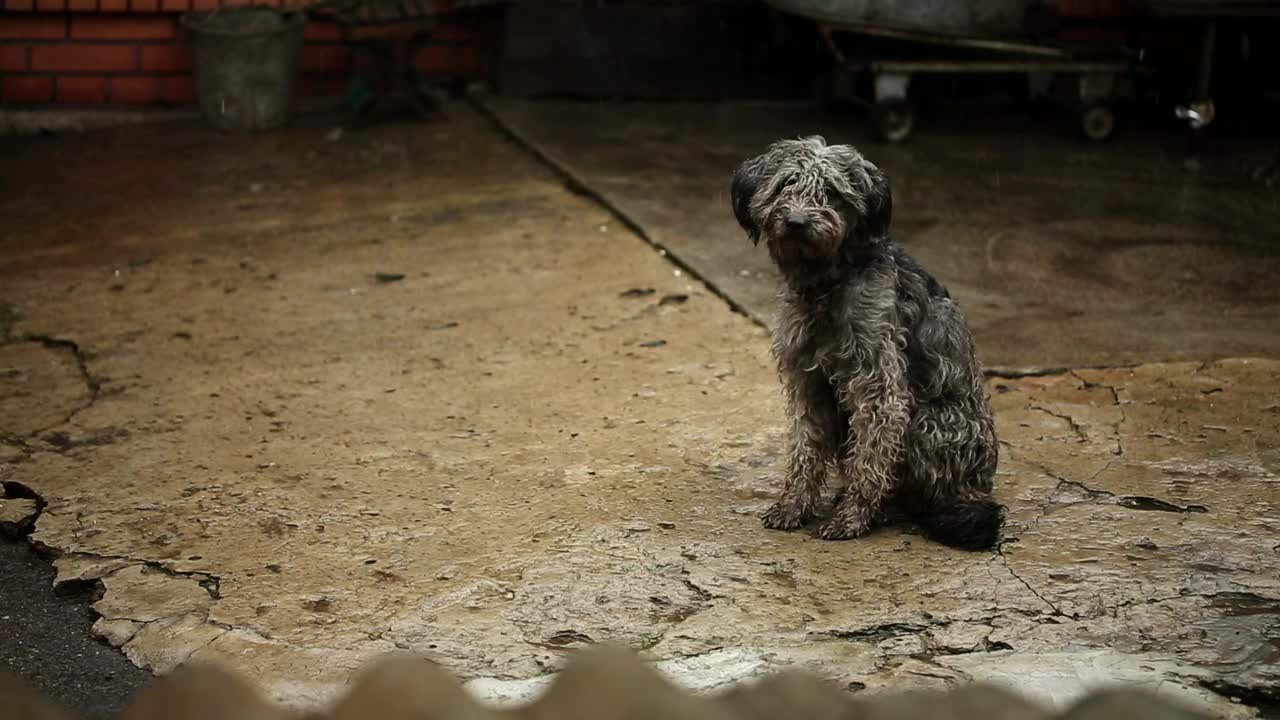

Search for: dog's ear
xmin=731 ymin=156 xmax=766 ymax=245
xmin=862 ymin=163 xmax=893 ymax=239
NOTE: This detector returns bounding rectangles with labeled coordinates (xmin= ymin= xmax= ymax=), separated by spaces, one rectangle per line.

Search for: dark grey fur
xmin=731 ymin=136 xmax=1002 ymax=550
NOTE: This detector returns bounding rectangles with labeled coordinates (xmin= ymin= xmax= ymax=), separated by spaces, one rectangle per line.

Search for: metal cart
xmin=767 ymin=1 xmax=1146 ymax=142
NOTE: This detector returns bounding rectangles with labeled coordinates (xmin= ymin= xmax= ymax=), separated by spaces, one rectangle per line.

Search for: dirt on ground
xmin=0 ymin=104 xmax=1277 ymax=717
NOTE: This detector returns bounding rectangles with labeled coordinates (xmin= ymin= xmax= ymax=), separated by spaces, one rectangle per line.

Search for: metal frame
xmin=306 ymin=0 xmax=507 ymax=126
xmin=806 ymin=16 xmax=1145 ymax=142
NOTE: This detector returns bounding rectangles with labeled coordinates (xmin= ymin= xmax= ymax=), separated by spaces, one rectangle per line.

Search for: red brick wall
xmin=0 ymin=0 xmax=505 ymax=107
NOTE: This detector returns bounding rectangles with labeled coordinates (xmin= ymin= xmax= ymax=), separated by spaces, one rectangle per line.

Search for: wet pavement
xmin=478 ymin=98 xmax=1280 ymax=371
xmin=0 ymin=103 xmax=1278 ymax=717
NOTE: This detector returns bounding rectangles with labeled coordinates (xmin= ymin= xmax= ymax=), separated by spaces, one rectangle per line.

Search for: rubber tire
xmin=1080 ymin=103 xmax=1116 ymax=141
xmin=874 ymin=100 xmax=914 ymax=143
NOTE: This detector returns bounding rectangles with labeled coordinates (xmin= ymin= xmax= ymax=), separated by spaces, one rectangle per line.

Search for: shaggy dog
xmin=731 ymin=136 xmax=1002 ymax=550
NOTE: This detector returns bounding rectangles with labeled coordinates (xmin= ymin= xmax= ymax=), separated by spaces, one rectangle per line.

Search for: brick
xmin=160 ymin=74 xmax=194 ymax=104
xmin=56 ymin=75 xmax=107 ymax=103
xmin=435 ymin=13 xmax=490 ymax=43
xmin=451 ymin=45 xmax=479 ymax=74
xmin=160 ymin=0 xmax=188 ymax=10
xmin=36 ymin=0 xmax=65 ymax=9
xmin=433 ymin=24 xmax=471 ymax=43
xmin=140 ymin=43 xmax=190 ymax=72
xmin=99 ymin=0 xmax=127 ymax=9
xmin=130 ymin=0 xmax=157 ymax=11
xmin=348 ymin=22 xmax=418 ymax=41
xmin=303 ymin=20 xmax=341 ymax=41
xmin=0 ymin=45 xmax=28 ymax=70
xmin=4 ymin=0 xmax=36 ymax=10
xmin=298 ymin=72 xmax=343 ymax=97
xmin=68 ymin=0 xmax=98 ymax=10
xmin=190 ymin=0 xmax=217 ymax=10
xmin=71 ymin=16 xmax=177 ymax=40
xmin=414 ymin=44 xmax=450 ymax=75
xmin=2 ymin=75 xmax=53 ymax=103
xmin=0 ymin=16 xmax=66 ymax=40
xmin=302 ymin=44 xmax=349 ymax=72
xmin=110 ymin=74 xmax=161 ymax=103
xmin=31 ymin=43 xmax=137 ymax=72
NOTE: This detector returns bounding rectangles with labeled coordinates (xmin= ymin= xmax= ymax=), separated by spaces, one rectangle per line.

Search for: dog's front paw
xmin=762 ymin=501 xmax=807 ymax=531
xmin=815 ymin=517 xmax=871 ymax=541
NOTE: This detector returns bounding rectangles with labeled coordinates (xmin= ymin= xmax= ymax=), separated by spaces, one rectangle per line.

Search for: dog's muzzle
xmin=772 ymin=215 xmax=837 ymax=261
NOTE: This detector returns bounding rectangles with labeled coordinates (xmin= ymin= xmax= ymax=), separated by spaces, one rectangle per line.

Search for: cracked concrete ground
xmin=1 ymin=103 xmax=1278 ymax=718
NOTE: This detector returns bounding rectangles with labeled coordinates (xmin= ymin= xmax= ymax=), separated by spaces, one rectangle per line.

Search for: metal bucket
xmin=181 ymin=6 xmax=306 ymax=131
xmin=765 ymin=0 xmax=1030 ymax=35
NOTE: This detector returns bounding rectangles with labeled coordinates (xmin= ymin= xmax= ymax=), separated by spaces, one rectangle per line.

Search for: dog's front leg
xmin=763 ymin=367 xmax=839 ymax=531
xmin=819 ymin=344 xmax=910 ymax=540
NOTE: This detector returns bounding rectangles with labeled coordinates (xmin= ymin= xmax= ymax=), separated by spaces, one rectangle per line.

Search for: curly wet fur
xmin=731 ymin=136 xmax=1002 ymax=551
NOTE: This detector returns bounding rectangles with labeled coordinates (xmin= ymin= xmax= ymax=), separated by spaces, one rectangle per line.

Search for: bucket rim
xmin=180 ymin=6 xmax=307 ymax=37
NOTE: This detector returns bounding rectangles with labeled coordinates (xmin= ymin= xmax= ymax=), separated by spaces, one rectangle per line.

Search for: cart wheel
xmin=1080 ymin=103 xmax=1115 ymax=141
xmin=874 ymin=101 xmax=913 ymax=143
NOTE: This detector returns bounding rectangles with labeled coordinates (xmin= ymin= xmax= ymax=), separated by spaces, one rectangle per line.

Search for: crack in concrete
xmin=467 ymin=91 xmax=768 ymax=330
xmin=1085 ymin=458 xmax=1117 ymax=483
xmin=106 ymin=615 xmax=161 ymax=626
xmin=195 ymin=627 xmax=230 ymax=649
xmin=1029 ymin=472 xmax=1210 ymax=522
xmin=6 ymin=482 xmax=234 ymax=677
xmin=1112 ymin=404 xmax=1127 ymax=456
xmin=1029 ymin=405 xmax=1088 ymax=443
xmin=995 ymin=542 xmax=1067 ymax=618
xmin=984 ymin=363 xmax=1139 ymax=379
xmin=680 ymin=577 xmax=720 ymax=603
xmin=13 ymin=485 xmax=223 ymax=601
xmin=1070 ymin=369 xmax=1125 ymax=456
xmin=0 ymin=303 xmax=15 ymax=342
xmin=816 ymin=618 xmax=1012 ymax=661
xmin=1116 ymin=496 xmax=1210 ymax=514
xmin=0 ymin=433 xmax=35 ymax=457
xmin=13 ymin=334 xmax=102 ymax=438
xmin=1 ymin=480 xmax=45 ymax=537
xmin=114 ymin=616 xmax=230 ymax=672
xmin=60 ymin=551 xmax=224 ymax=600
xmin=1069 ymin=370 xmax=1121 ymax=406
xmin=817 ymin=621 xmax=930 ymax=642
xmin=2 ymin=480 xmax=46 ymax=507
xmin=1012 ymin=469 xmax=1098 ymax=533
xmin=1052 ymin=476 xmax=1115 ymax=502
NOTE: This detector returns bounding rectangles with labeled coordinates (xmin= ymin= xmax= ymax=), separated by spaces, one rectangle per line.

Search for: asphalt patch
xmin=0 ymin=538 xmax=149 ymax=719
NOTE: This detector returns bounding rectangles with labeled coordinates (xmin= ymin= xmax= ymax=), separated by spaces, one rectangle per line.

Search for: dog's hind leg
xmin=763 ymin=368 xmax=841 ymax=531
xmin=900 ymin=402 xmax=1002 ymax=550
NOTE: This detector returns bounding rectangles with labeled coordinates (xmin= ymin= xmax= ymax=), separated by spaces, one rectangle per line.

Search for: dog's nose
xmin=785 ymin=214 xmax=808 ymax=231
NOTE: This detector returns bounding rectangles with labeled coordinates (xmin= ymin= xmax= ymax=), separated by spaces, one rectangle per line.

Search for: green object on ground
xmin=345 ymin=74 xmax=375 ymax=114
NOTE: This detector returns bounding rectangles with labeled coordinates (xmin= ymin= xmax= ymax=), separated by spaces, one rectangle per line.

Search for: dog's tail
xmin=916 ymin=493 xmax=1004 ymax=551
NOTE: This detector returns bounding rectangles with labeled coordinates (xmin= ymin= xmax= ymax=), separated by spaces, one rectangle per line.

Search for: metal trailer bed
xmin=767 ymin=2 xmax=1146 ymax=142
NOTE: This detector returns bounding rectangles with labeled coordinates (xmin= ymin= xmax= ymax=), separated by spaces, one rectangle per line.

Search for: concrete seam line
xmin=463 ymin=90 xmax=769 ymax=330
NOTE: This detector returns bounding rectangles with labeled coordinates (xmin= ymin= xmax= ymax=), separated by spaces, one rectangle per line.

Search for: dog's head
xmin=731 ymin=136 xmax=891 ymax=272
